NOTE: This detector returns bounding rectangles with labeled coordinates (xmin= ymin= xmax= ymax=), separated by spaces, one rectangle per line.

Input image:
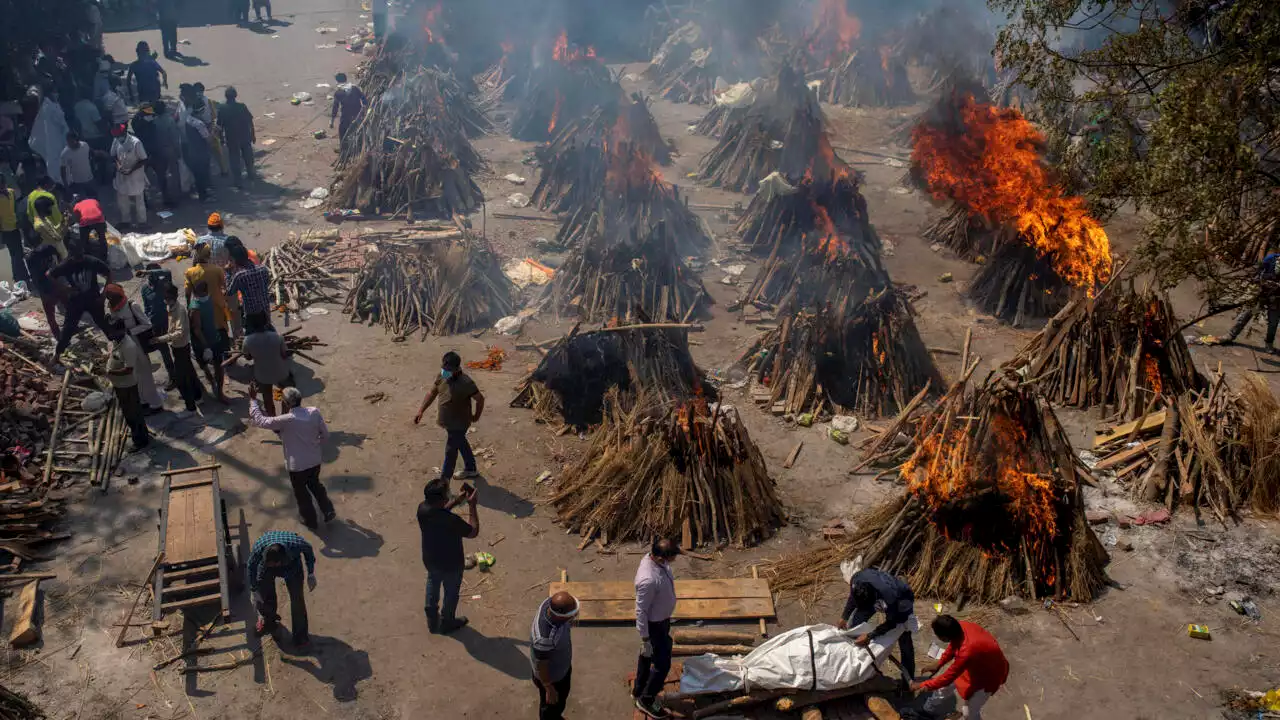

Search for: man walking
xmin=634 ymin=538 xmax=679 ymax=718
xmin=531 ymin=591 xmax=578 ymax=720
xmin=1222 ymin=250 xmax=1280 ymax=353
xmin=247 ymin=530 xmax=317 ymax=648
xmin=330 ymin=74 xmax=366 ymax=141
xmin=241 ymin=312 xmax=290 ymax=416
xmin=911 ymin=615 xmax=1009 ymax=720
xmin=126 ymin=42 xmax=168 ymax=105
xmin=153 ymin=284 xmax=203 ymax=414
xmin=48 ymin=241 xmax=112 ymax=358
xmin=837 ymin=567 xmax=918 ymax=682
xmin=247 ymin=385 xmax=335 ymax=529
xmin=413 ymin=351 xmax=484 ymax=483
xmin=218 ymin=87 xmax=256 ymax=187
xmin=111 ymin=123 xmax=149 ymax=229
xmin=416 ymin=481 xmax=478 ymax=634
xmin=158 ymin=0 xmax=180 ymax=59
xmin=105 ymin=323 xmax=152 ymax=451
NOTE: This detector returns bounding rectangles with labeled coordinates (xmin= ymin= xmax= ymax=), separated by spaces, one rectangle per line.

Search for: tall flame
xmin=810 ymin=0 xmax=861 ymax=58
xmin=604 ymin=112 xmax=665 ymax=193
xmin=552 ymin=30 xmax=596 ymax=64
xmin=912 ymin=94 xmax=1112 ymax=290
xmin=423 ymin=2 xmax=442 ymax=44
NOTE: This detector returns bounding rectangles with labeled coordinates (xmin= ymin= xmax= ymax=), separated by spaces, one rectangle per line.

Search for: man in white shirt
xmin=60 ymin=131 xmax=96 ymax=199
xmin=111 ymin=124 xmax=149 ymax=227
xmin=153 ymin=284 xmax=203 ymax=413
xmin=247 ymin=385 xmax=336 ymax=529
xmin=105 ymin=323 xmax=152 ymax=451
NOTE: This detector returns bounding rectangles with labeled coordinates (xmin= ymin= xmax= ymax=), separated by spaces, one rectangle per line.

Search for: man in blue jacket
xmin=1224 ymin=252 xmax=1280 ymax=353
xmin=837 ymin=567 xmax=918 ymax=681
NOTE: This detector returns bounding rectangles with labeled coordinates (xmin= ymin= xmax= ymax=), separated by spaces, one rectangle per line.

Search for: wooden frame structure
xmin=152 ymin=464 xmax=237 ymax=629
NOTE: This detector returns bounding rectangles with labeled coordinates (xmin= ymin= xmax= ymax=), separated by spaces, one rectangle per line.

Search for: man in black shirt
xmin=416 ymin=481 xmax=479 ymax=635
xmin=218 ymin=87 xmax=256 ymax=188
xmin=837 ymin=567 xmax=918 ymax=681
xmin=48 ymin=242 xmax=112 ymax=358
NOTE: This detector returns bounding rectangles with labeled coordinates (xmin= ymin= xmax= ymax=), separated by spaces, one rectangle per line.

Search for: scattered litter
xmin=315 ymin=44 xmax=336 ymax=49
xmin=831 ymin=415 xmax=859 ymax=434
xmin=796 ymin=413 xmax=814 ymax=428
xmin=929 ymin=242 xmax=944 ymax=253
xmin=720 ymin=263 xmax=746 ymax=286
xmin=82 ymin=391 xmax=111 ymax=412
xmin=0 ymin=281 xmax=29 ymax=309
xmin=507 ymin=193 xmax=531 ymax=208
xmin=890 ymin=186 xmax=911 ymax=195
xmin=475 ymin=552 xmax=495 ymax=571
xmin=1229 ymin=597 xmax=1262 ymax=621
xmin=180 ymin=39 xmax=191 ymax=45
xmin=465 ymin=347 xmax=506 ymax=371
xmin=882 ymin=157 xmax=907 ymax=168
xmin=156 ymin=210 xmax=174 ymax=220
xmin=271 ymin=34 xmax=280 ymax=39
xmin=504 ymin=173 xmax=527 ymax=185
xmin=1186 ymin=624 xmax=1211 ymax=640
xmin=828 ymin=428 xmax=850 ymax=445
xmin=290 ymin=91 xmax=313 ymax=105
xmin=315 ymin=26 xmax=339 ymax=34
xmin=470 ymin=594 xmax=482 ymax=600
xmin=535 ymin=470 xmax=553 ymax=484
xmin=316 ymin=83 xmax=332 ymax=89
xmin=263 ymin=113 xmax=277 ymax=119
xmin=938 ymin=272 xmax=954 ymax=283
xmin=503 ymin=258 xmax=555 ymax=288
xmin=261 ymin=139 xmax=278 ymax=147
xmin=493 ymin=313 xmax=530 ymax=336
xmin=18 ymin=311 xmax=50 ymax=333
xmin=308 ymin=187 xmax=330 ymax=200
xmin=1127 ymin=508 xmax=1170 ymax=526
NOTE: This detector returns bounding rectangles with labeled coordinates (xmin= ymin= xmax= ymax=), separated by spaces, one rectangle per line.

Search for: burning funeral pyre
xmin=835 ymin=370 xmax=1108 ymax=602
xmin=696 ymin=64 xmax=837 ymax=194
xmin=532 ymin=94 xmax=674 ymax=213
xmin=1008 ymin=281 xmax=1205 ymax=419
xmin=896 ymin=5 xmax=997 ymax=94
xmin=334 ymin=67 xmax=488 ymax=218
xmin=734 ymin=287 xmax=941 ymax=418
xmin=511 ymin=324 xmax=711 ymax=429
xmin=344 ymin=235 xmax=514 ymax=338
xmin=551 ymin=388 xmax=783 ymax=548
xmin=511 ymin=32 xmax=617 ymax=142
xmin=804 ymin=0 xmax=913 ymax=108
xmin=911 ymin=90 xmax=1113 ymax=326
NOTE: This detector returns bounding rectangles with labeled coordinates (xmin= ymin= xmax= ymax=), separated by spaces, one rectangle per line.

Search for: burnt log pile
xmin=968 ymin=244 xmax=1070 ymax=327
xmin=344 ymin=236 xmax=514 ymax=338
xmin=819 ymin=47 xmax=915 ymax=108
xmin=511 ymin=42 xmax=616 ymax=142
xmin=644 ymin=21 xmax=724 ymax=105
xmin=334 ymin=68 xmax=488 ymax=218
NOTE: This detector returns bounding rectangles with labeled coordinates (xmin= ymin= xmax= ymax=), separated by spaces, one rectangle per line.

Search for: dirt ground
xmin=2 ymin=4 xmax=1278 ymax=719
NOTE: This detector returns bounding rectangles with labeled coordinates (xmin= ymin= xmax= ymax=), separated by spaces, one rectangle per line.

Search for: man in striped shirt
xmin=246 ymin=530 xmax=317 ymax=648
xmin=226 ymin=239 xmax=272 ymax=321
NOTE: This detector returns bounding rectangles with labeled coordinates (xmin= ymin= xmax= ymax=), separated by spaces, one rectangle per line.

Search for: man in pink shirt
xmin=247 ymin=384 xmax=336 ymax=529
xmin=633 ymin=538 xmax=680 ymax=718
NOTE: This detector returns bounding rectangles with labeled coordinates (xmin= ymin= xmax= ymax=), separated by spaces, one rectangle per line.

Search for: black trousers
xmin=289 ymin=465 xmax=334 ymax=528
xmin=56 ymin=295 xmax=111 ymax=356
xmin=257 ymin=570 xmax=308 ymax=643
xmin=226 ymin=139 xmax=254 ymax=184
xmin=441 ymin=428 xmax=476 ymax=480
xmin=79 ymin=223 xmax=108 ymax=262
xmin=114 ymin=384 xmax=151 ymax=447
xmin=533 ymin=670 xmax=571 ymax=720
xmin=2 ymin=230 xmax=26 ymax=282
xmin=1228 ymin=299 xmax=1280 ymax=347
xmin=160 ymin=19 xmax=178 ymax=55
xmin=634 ymin=619 xmax=673 ymax=703
xmin=171 ymin=345 xmax=203 ymax=410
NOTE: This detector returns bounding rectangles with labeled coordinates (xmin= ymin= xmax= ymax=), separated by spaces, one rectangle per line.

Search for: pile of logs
xmin=264 ymin=239 xmax=361 ymax=316
xmin=643 ymin=21 xmax=721 ymax=105
xmin=696 ymin=65 xmax=840 ymax=194
xmin=550 ymin=389 xmax=782 ymax=547
xmin=552 ymin=165 xmax=713 ymax=258
xmin=1008 ymin=283 xmax=1204 ymax=419
xmin=545 ymin=219 xmax=711 ymax=324
xmin=345 ymin=236 xmax=514 ymax=338
xmin=922 ymin=203 xmax=1015 ymax=262
xmin=837 ymin=369 xmax=1110 ymax=602
xmin=511 ymin=323 xmax=712 ymax=429
xmin=511 ymin=49 xmax=616 ymax=142
xmin=968 ymin=243 xmax=1070 ymax=327
xmin=1091 ymin=371 xmax=1280 ymax=519
xmin=692 ymin=101 xmax=746 ymax=138
xmin=735 ymin=288 xmax=941 ymax=419
xmin=818 ymin=48 xmax=915 ymax=108
xmin=334 ymin=68 xmax=488 ymax=218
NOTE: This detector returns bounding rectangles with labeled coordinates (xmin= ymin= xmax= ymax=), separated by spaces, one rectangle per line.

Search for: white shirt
xmin=249 ymin=401 xmax=329 ymax=472
xmin=112 ymin=133 xmax=149 ymax=195
xmin=60 ymin=143 xmax=94 ymax=184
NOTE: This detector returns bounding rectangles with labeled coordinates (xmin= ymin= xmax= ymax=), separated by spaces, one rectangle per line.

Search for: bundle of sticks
xmin=474 ymin=42 xmax=529 ymax=103
xmin=511 ymin=323 xmax=712 ymax=429
xmin=344 ymin=236 xmax=514 ymax=338
xmin=550 ymin=388 xmax=783 ymax=547
xmin=552 ymin=161 xmax=713 ymax=258
xmin=818 ymin=47 xmax=915 ymax=108
xmin=788 ymin=370 xmax=1107 ymax=603
xmin=511 ymin=51 xmax=616 ymax=142
xmin=643 ymin=21 xmax=721 ymax=105
xmin=736 ymin=172 xmax=874 ymax=257
xmin=264 ymin=239 xmax=360 ymax=316
xmin=545 ymin=219 xmax=711 ymax=324
xmin=334 ymin=68 xmax=488 ymax=218
xmin=968 ymin=243 xmax=1070 ymax=327
xmin=735 ymin=288 xmax=941 ymax=419
xmin=1092 ymin=372 xmax=1280 ymax=519
xmin=1008 ymin=282 xmax=1204 ymax=419
xmin=696 ymin=65 xmax=840 ymax=194
xmin=692 ymin=101 xmax=746 ymax=138
xmin=0 ymin=683 xmax=44 ymax=719
xmin=922 ymin=203 xmax=1015 ymax=262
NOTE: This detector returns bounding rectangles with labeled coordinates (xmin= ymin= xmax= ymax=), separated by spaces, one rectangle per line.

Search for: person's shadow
xmin=279 ymin=634 xmax=372 ymax=702
xmin=317 ymin=519 xmax=383 ymax=559
xmin=449 ymin=626 xmax=532 ymax=680
xmin=471 ymin=472 xmax=535 ymax=519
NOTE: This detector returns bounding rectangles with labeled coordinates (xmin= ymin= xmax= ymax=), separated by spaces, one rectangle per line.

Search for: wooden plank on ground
xmin=1093 ymin=411 xmax=1167 ymax=448
xmin=160 ymin=593 xmax=223 ymax=612
xmin=165 ymin=487 xmax=218 ymax=564
xmin=8 ymin=580 xmax=40 ymax=647
xmin=1094 ymin=439 xmax=1160 ymax=471
xmin=548 ymin=579 xmax=771 ymax=600
xmin=163 ymin=578 xmax=221 ymax=596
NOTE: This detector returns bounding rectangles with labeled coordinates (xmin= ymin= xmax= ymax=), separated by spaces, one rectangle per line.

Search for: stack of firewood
xmin=643 ymin=21 xmax=721 ymax=105
xmin=264 ymin=240 xmax=362 ymax=316
xmin=511 ymin=47 xmax=616 ymax=142
xmin=819 ymin=47 xmax=915 ymax=108
xmin=1008 ymin=282 xmax=1205 ymax=419
xmin=551 ymin=389 xmax=782 ymax=547
xmin=969 ymin=244 xmax=1070 ymax=328
xmin=735 ymin=288 xmax=941 ymax=419
xmin=334 ymin=67 xmax=488 ymax=218
xmin=345 ymin=236 xmax=514 ymax=338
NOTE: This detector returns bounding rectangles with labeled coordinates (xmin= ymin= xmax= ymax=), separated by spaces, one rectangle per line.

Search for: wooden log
xmin=691 ymin=689 xmax=792 ymax=719
xmin=671 ymin=628 xmax=759 ymax=645
xmin=672 ymin=644 xmax=756 ymax=656
xmin=783 ymin=441 xmax=804 ymax=469
xmin=802 ymin=707 xmax=824 ymax=720
xmin=41 ymin=370 xmax=72 ymax=485
xmin=9 ymin=580 xmax=41 ymax=647
xmin=1143 ymin=402 xmax=1180 ymax=502
xmin=116 ymin=552 xmax=164 ymax=647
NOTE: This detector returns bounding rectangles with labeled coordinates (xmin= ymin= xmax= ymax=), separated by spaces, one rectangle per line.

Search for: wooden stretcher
xmin=550 ymin=570 xmax=776 ymax=625
xmin=152 ymin=463 xmax=238 ymax=630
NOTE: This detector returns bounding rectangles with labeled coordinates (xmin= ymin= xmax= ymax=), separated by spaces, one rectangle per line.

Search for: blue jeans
xmin=441 ymin=429 xmax=476 ymax=480
xmin=425 ymin=567 xmax=463 ymax=622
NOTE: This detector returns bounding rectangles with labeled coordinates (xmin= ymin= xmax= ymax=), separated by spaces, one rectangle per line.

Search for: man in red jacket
xmin=911 ymin=615 xmax=1008 ymax=719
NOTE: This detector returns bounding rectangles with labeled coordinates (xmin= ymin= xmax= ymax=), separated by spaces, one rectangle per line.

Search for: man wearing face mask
xmin=413 ymin=351 xmax=484 ymax=484
xmin=634 ymin=538 xmax=680 ymax=719
xmin=530 ymin=591 xmax=579 ymax=720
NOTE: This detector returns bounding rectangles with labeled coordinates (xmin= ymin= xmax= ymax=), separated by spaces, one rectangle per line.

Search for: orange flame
xmin=547 ymin=91 xmax=563 ymax=134
xmin=912 ymin=94 xmax=1112 ymax=290
xmin=601 ymin=110 xmax=667 ymax=192
xmin=423 ymin=2 xmax=442 ymax=44
xmin=811 ymin=203 xmax=848 ymax=261
xmin=810 ymin=0 xmax=861 ymax=59
xmin=1142 ymin=355 xmax=1163 ymax=396
xmin=552 ymin=30 xmax=596 ymax=64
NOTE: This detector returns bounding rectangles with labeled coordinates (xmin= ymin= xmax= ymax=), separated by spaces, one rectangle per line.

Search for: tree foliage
xmin=991 ymin=0 xmax=1280 ymax=302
